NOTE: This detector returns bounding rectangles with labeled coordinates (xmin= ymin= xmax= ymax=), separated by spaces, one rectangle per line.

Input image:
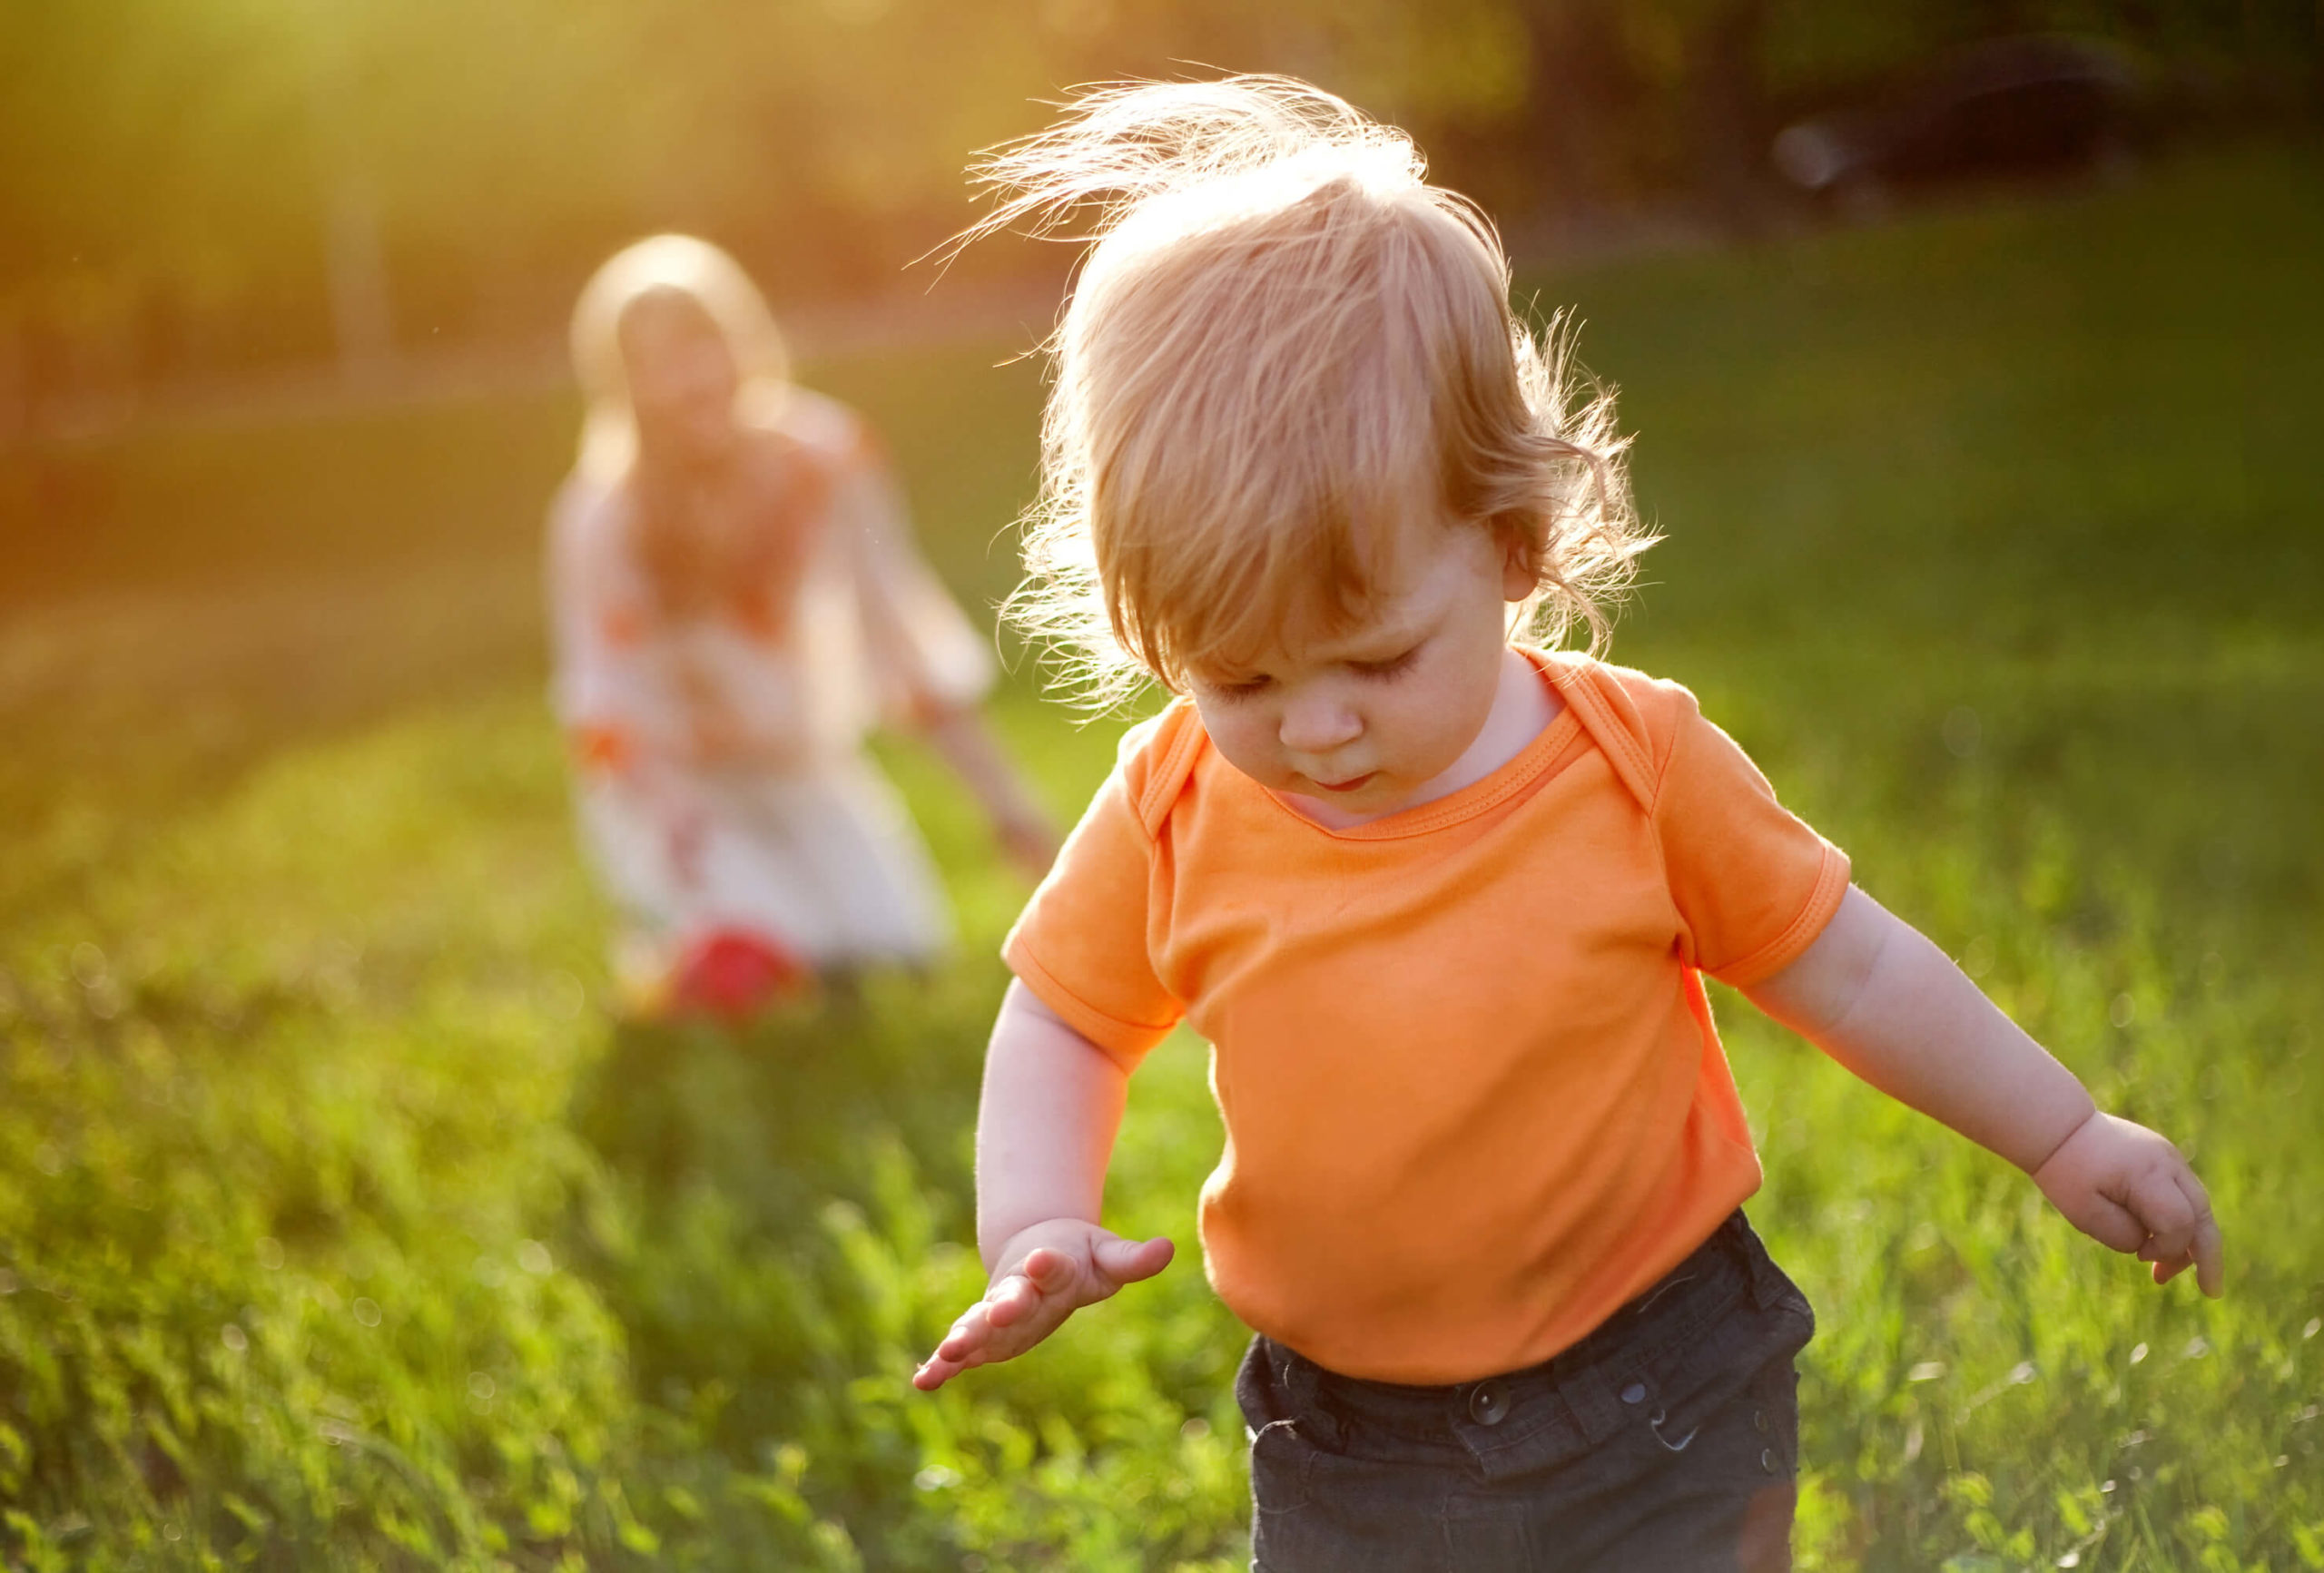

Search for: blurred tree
xmin=1509 ymin=0 xmax=1660 ymax=218
xmin=0 ymin=0 xmax=2311 ymax=411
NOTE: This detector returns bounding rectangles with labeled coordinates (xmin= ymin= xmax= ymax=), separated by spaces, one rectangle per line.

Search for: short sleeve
xmin=1652 ymin=695 xmax=1850 ymax=988
xmin=1002 ymin=733 xmax=1185 ymax=1070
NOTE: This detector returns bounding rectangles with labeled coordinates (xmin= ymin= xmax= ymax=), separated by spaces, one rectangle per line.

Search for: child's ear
xmin=1499 ymin=526 xmax=1540 ymax=604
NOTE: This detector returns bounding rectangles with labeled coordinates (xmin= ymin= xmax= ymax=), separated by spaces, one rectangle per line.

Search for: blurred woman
xmin=549 ymin=235 xmax=1055 ymax=1016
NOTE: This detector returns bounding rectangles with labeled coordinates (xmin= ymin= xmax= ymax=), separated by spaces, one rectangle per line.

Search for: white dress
xmin=547 ymin=390 xmax=993 ymax=971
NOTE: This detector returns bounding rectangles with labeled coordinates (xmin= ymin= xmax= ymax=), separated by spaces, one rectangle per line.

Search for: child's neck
xmin=1290 ymin=647 xmax=1561 ymax=830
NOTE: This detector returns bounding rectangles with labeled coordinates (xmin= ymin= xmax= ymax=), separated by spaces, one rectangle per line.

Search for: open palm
xmin=913 ymin=1218 xmax=1173 ymax=1391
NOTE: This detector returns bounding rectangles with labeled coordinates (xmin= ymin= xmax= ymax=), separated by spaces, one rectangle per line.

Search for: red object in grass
xmin=669 ymin=928 xmax=810 ymax=1021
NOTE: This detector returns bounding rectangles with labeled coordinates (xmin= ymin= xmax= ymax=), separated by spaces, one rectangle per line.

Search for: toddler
xmin=911 ymin=78 xmax=2221 ymax=1570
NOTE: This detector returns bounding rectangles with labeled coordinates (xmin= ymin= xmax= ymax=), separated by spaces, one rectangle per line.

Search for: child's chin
xmin=1285 ymin=778 xmax=1410 ymax=820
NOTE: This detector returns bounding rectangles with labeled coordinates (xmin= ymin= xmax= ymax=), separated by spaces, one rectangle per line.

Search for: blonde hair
xmin=568 ymin=234 xmax=793 ymax=482
xmin=961 ymin=75 xmax=1650 ymax=710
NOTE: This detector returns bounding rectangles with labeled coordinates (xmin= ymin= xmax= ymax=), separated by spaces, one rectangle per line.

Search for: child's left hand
xmin=2032 ymin=1112 xmax=2224 ymax=1297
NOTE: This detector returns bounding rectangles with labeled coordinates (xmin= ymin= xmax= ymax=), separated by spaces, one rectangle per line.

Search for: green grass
xmin=2 ymin=143 xmax=2319 ymax=1569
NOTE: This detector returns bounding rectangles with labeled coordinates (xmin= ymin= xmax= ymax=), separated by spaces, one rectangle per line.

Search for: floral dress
xmin=547 ymin=389 xmax=993 ymax=978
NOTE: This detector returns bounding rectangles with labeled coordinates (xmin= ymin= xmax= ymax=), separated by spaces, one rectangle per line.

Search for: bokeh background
xmin=3 ymin=4 xmax=2320 ymax=1568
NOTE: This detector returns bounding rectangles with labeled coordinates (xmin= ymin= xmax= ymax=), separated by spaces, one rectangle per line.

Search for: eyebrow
xmin=1301 ymin=595 xmax=1441 ymax=664
xmin=1188 ymin=547 xmax=1460 ymax=682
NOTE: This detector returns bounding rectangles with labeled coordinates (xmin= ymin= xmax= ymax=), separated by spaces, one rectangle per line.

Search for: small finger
xmin=984 ymin=1274 xmax=1044 ymax=1329
xmin=2175 ymin=1162 xmax=2215 ymax=1218
xmin=1021 ymin=1247 xmax=1076 ymax=1291
xmin=2184 ymin=1182 xmax=2225 ymax=1299
xmin=1093 ymin=1234 xmax=1176 ymax=1286
xmin=2072 ymin=1193 xmax=2149 ymax=1254
xmin=915 ymin=1344 xmax=976 ymax=1390
xmin=935 ymin=1304 xmax=996 ymax=1361
xmin=2125 ymin=1168 xmax=2195 ymax=1264
xmin=2138 ymin=1235 xmax=2193 ymax=1273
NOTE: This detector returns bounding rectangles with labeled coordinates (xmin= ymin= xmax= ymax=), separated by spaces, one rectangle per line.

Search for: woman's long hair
xmin=568 ymin=237 xmax=825 ymax=621
xmin=568 ymin=234 xmax=793 ymax=485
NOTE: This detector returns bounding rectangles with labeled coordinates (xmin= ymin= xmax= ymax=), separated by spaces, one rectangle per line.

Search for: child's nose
xmin=1277 ymin=693 xmax=1362 ymax=756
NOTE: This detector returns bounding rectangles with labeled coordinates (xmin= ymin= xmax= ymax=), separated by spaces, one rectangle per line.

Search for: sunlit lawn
xmin=1 ymin=145 xmax=2318 ymax=1569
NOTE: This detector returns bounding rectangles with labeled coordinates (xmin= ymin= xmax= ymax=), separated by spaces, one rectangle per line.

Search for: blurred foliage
xmin=1 ymin=146 xmax=2320 ymax=1566
xmin=0 ymin=0 xmax=2316 ymax=398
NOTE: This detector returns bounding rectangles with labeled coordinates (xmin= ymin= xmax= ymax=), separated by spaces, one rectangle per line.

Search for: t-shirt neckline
xmin=1246 ymin=647 xmax=1588 ymax=842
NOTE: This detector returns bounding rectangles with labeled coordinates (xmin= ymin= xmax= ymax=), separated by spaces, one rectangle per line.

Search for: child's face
xmin=1186 ymin=522 xmax=1533 ymax=820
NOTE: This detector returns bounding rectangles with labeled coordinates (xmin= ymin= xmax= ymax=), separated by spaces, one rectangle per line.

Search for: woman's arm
xmin=921 ymin=707 xmax=1061 ymax=880
xmin=546 ymin=475 xmax=639 ymax=755
xmin=810 ymin=427 xmax=1060 ymax=874
xmin=1746 ymin=885 xmax=2222 ymax=1295
xmin=913 ymin=980 xmax=1174 ymax=1391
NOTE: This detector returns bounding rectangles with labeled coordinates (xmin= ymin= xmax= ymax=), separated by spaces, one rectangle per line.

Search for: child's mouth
xmin=1313 ymin=772 xmax=1377 ymax=794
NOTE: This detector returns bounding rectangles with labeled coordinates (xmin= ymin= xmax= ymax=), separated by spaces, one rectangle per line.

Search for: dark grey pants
xmin=1235 ymin=1213 xmax=1813 ymax=1572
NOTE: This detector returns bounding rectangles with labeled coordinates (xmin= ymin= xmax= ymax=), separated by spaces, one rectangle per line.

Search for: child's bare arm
xmin=1746 ymin=887 xmax=2094 ymax=1169
xmin=1745 ymin=885 xmax=2222 ymax=1296
xmin=913 ymin=981 xmax=1173 ymax=1391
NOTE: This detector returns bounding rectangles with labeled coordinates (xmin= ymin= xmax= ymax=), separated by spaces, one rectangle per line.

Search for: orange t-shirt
xmin=1003 ymin=650 xmax=1849 ymax=1384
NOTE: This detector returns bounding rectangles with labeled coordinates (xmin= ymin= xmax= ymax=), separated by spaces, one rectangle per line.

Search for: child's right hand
xmin=912 ymin=1219 xmax=1173 ymax=1391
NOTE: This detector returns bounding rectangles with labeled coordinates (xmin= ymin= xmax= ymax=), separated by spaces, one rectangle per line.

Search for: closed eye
xmin=1351 ymin=645 xmax=1422 ymax=681
xmin=1206 ymin=674 xmax=1273 ymax=703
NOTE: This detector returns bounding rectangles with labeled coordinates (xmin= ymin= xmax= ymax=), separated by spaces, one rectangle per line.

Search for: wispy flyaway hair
xmin=960 ymin=75 xmax=1651 ymax=709
xmin=569 ymin=234 xmax=792 ymax=482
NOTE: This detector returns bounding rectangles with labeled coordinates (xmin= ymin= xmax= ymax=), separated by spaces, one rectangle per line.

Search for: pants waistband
xmin=1259 ymin=1211 xmax=1794 ymax=1472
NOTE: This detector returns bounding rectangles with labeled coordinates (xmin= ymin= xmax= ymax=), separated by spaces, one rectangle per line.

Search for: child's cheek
xmin=1192 ymin=703 xmax=1279 ymax=786
xmin=1404 ymin=671 xmax=1492 ymax=772
xmin=1413 ymin=701 xmax=1473 ymax=774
